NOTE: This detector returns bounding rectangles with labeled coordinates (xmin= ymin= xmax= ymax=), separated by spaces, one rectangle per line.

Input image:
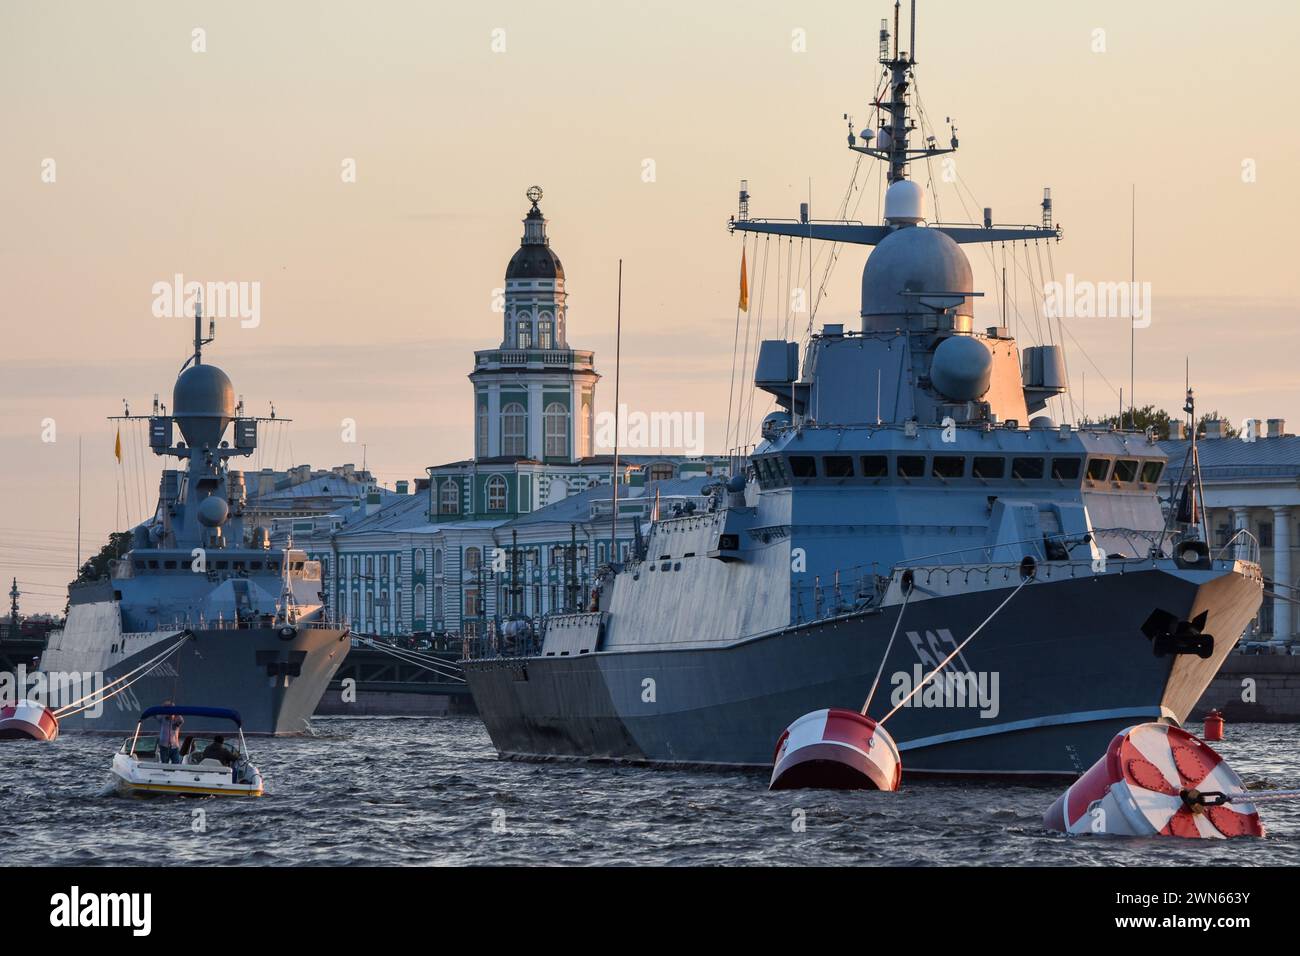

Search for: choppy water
xmin=5 ymin=717 xmax=1298 ymax=865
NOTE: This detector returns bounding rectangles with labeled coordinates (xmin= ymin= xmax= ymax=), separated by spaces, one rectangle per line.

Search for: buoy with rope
xmin=769 ymin=560 xmax=1034 ymax=791
xmin=0 ymin=632 xmax=194 ymax=742
xmin=1044 ymin=722 xmax=1267 ymax=839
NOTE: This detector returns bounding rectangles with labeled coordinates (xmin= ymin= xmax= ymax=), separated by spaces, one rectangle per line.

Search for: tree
xmin=71 ymin=531 xmax=133 ymax=587
xmin=1080 ymin=404 xmax=1172 ymax=434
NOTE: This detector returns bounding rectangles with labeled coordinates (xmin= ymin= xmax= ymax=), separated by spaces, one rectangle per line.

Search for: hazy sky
xmin=3 ymin=0 xmax=1298 ymax=612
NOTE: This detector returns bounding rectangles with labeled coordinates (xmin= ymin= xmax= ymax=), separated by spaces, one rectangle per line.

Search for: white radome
xmin=884 ymin=179 xmax=927 ymax=225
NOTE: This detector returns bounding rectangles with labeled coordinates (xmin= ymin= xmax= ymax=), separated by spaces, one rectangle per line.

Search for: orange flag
xmin=738 ymin=248 xmax=749 ymax=312
xmin=114 ymin=427 xmax=122 ymax=463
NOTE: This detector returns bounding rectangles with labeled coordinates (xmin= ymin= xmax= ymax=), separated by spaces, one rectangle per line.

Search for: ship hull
xmin=41 ymin=619 xmax=350 ymax=736
xmin=465 ymin=565 xmax=1261 ymax=778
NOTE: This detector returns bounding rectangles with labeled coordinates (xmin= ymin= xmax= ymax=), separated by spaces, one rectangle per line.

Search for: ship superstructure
xmin=463 ymin=2 xmax=1264 ymax=776
xmin=41 ymin=308 xmax=350 ymax=734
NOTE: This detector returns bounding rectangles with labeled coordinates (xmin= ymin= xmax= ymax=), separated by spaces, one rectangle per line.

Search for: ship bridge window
xmin=1011 ymin=457 xmax=1045 ymax=480
xmin=1050 ymin=457 xmax=1082 ymax=480
xmin=1086 ymin=458 xmax=1112 ymax=481
xmin=163 ymin=560 xmax=177 ymax=570
xmin=148 ymin=560 xmax=159 ymax=569
xmin=824 ymin=456 xmax=854 ymax=479
xmin=250 ymin=561 xmax=262 ymax=571
xmin=789 ymin=456 xmax=818 ymax=479
xmin=860 ymin=455 xmax=888 ymax=478
xmin=972 ymin=457 xmax=1005 ymax=479
xmin=932 ymin=456 xmax=966 ymax=479
xmin=1140 ymin=461 xmax=1164 ymax=484
xmin=134 ymin=560 xmax=145 ymax=570
xmin=896 ymin=456 xmax=926 ymax=479
xmin=268 ymin=561 xmax=280 ymax=572
xmin=1113 ymin=459 xmax=1139 ymax=483
xmin=215 ymin=560 xmax=229 ymax=570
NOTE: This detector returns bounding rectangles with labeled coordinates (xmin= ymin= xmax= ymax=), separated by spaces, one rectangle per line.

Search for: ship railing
xmin=1214 ymin=528 xmax=1261 ymax=565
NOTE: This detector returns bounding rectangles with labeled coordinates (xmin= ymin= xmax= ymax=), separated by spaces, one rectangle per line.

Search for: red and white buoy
xmin=1044 ymin=722 xmax=1262 ymax=839
xmin=0 ymin=699 xmax=60 ymax=742
xmin=1203 ymin=708 xmax=1225 ymax=741
xmin=770 ymin=708 xmax=902 ymax=791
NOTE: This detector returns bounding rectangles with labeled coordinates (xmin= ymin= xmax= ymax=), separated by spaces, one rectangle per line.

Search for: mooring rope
xmin=52 ymin=632 xmax=194 ymax=718
xmin=879 ymin=577 xmax=1029 ymax=725
xmin=861 ymin=585 xmax=912 ymax=717
xmin=359 ymin=638 xmax=467 ymax=683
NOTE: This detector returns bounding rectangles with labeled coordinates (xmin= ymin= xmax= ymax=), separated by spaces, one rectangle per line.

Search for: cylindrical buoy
xmin=1204 ymin=709 xmax=1225 ymax=741
xmin=1044 ymin=722 xmax=1261 ymax=839
xmin=0 ymin=699 xmax=60 ymax=742
xmin=770 ymin=708 xmax=902 ymax=791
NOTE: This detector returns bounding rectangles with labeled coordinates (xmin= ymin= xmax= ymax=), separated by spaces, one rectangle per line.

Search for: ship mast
xmin=729 ymin=0 xmax=1060 ymax=249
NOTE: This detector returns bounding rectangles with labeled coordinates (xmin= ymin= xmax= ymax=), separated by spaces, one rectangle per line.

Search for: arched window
xmin=434 ymin=585 xmax=444 ymax=619
xmin=439 ymin=480 xmax=459 ymax=515
xmin=465 ymin=546 xmax=481 ymax=573
xmin=477 ymin=405 xmax=489 ymax=457
xmin=434 ymin=547 xmax=443 ymax=575
xmin=501 ymin=403 xmax=526 ymax=456
xmin=538 ymin=317 xmax=553 ymax=349
xmin=486 ymin=475 xmax=508 ymax=512
xmin=544 ymin=402 xmax=568 ymax=459
xmin=414 ymin=549 xmax=425 ymax=574
xmin=414 ymin=583 xmax=425 ymax=618
xmin=516 ymin=319 xmax=532 ymax=349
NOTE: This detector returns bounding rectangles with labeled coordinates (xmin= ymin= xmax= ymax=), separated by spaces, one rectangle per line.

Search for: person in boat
xmin=200 ymin=734 xmax=238 ymax=767
xmin=157 ymin=700 xmax=184 ymax=764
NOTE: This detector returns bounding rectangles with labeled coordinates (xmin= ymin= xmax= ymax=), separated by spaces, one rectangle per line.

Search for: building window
xmin=434 ymin=585 xmax=444 ymax=619
xmin=1259 ymin=522 xmax=1274 ymax=549
xmin=501 ymin=402 xmax=527 ymax=456
xmin=516 ymin=320 xmax=532 ymax=349
xmin=465 ymin=546 xmax=481 ymax=573
xmin=381 ymin=555 xmax=389 ymax=577
xmin=544 ymin=402 xmax=568 ymax=458
xmin=434 ymin=547 xmax=443 ymax=575
xmin=477 ymin=405 xmax=489 ymax=457
xmin=487 ymin=475 xmax=508 ymax=512
xmin=414 ymin=549 xmax=425 ymax=574
xmin=439 ymin=480 xmax=459 ymax=515
xmin=538 ymin=319 xmax=553 ymax=349
xmin=649 ymin=463 xmax=674 ymax=482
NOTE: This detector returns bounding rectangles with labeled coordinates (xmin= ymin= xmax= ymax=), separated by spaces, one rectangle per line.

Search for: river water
xmin=7 ymin=717 xmax=1297 ymax=865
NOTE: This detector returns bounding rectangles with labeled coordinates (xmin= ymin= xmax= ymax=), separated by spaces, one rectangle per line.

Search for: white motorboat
xmin=111 ymin=705 xmax=265 ymax=797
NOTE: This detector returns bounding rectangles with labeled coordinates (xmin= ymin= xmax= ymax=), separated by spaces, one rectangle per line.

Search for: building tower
xmin=470 ymin=187 xmax=599 ymax=464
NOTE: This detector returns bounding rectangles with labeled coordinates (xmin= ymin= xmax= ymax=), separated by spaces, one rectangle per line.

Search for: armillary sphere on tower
xmin=526 ymin=185 xmax=543 ymax=206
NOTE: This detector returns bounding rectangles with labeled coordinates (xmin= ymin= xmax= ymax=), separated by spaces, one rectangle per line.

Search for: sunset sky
xmin=2 ymin=0 xmax=1297 ymax=612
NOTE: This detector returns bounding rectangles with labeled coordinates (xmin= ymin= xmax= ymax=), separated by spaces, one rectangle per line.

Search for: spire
xmin=522 ymin=185 xmax=547 ymax=245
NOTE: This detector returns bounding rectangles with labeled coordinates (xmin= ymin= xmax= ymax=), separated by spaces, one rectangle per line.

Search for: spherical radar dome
xmin=197 ymin=495 xmax=230 ymax=528
xmin=861 ymin=227 xmax=974 ymax=324
xmin=173 ymin=363 xmax=235 ymax=448
xmin=930 ymin=334 xmax=993 ymax=401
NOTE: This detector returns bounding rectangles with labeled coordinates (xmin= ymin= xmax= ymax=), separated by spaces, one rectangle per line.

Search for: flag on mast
xmin=114 ymin=426 xmax=122 ymax=463
xmin=738 ymin=248 xmax=749 ymax=312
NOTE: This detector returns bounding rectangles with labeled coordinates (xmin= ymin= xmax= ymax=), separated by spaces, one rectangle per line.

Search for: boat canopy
xmin=139 ymin=705 xmax=243 ymax=726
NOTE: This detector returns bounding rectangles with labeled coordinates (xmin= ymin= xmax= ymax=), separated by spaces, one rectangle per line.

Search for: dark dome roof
xmin=506 ymin=243 xmax=564 ymax=280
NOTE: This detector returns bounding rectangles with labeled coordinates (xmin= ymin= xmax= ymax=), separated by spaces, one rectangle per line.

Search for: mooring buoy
xmin=770 ymin=708 xmax=902 ymax=791
xmin=0 ymin=699 xmax=60 ymax=742
xmin=1044 ymin=722 xmax=1262 ymax=839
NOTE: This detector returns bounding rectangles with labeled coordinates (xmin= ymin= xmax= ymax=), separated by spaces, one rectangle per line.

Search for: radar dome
xmin=196 ymin=495 xmax=230 ymax=528
xmin=173 ymin=363 xmax=235 ymax=448
xmin=860 ymin=227 xmax=974 ymax=329
xmin=883 ymin=180 xmax=927 ymax=225
xmin=930 ymin=334 xmax=992 ymax=401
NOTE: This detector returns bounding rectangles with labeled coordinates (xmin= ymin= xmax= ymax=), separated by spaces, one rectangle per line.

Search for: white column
xmin=1231 ymin=507 xmax=1251 ymax=560
xmin=1272 ymin=506 xmax=1292 ymax=644
xmin=528 ymin=380 xmax=544 ymax=459
xmin=487 ymin=385 xmax=501 ymax=457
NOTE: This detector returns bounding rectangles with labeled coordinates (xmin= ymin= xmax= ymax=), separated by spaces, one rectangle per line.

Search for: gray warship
xmin=464 ymin=2 xmax=1264 ymax=777
xmin=40 ymin=310 xmax=350 ymax=734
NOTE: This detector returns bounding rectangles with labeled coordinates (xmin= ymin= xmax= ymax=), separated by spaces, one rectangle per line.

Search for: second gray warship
xmin=40 ymin=310 xmax=350 ymax=734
